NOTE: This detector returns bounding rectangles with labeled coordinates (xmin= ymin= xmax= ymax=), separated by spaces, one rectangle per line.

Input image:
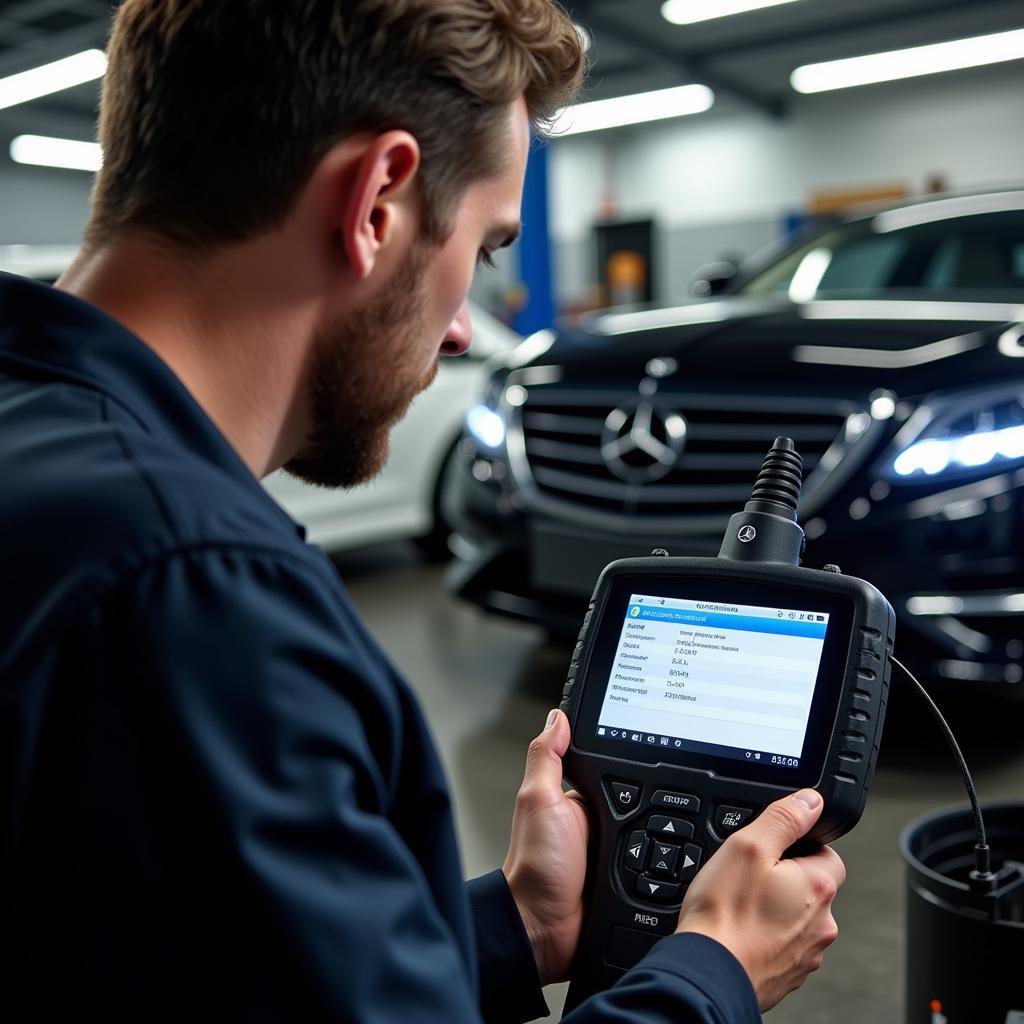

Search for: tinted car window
xmin=740 ymin=209 xmax=1024 ymax=299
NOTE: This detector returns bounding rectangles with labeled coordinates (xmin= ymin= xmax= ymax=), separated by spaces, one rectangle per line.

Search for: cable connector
xmin=969 ymin=842 xmax=997 ymax=891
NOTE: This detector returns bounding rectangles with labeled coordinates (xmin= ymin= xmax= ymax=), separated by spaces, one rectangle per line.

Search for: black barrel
xmin=900 ymin=802 xmax=1024 ymax=1023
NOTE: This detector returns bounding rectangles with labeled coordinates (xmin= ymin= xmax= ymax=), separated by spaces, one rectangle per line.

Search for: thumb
xmin=522 ymin=709 xmax=571 ymax=794
xmin=740 ymin=789 xmax=823 ymax=859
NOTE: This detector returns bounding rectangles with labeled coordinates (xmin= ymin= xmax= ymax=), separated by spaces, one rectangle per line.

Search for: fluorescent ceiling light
xmin=662 ymin=0 xmax=800 ymax=25
xmin=10 ymin=135 xmax=102 ymax=172
xmin=552 ymin=84 xmax=714 ymax=137
xmin=792 ymin=27 xmax=1024 ymax=94
xmin=0 ymin=49 xmax=106 ymax=111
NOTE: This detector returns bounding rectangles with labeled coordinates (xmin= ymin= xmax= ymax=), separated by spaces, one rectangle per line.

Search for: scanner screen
xmin=595 ymin=594 xmax=829 ymax=771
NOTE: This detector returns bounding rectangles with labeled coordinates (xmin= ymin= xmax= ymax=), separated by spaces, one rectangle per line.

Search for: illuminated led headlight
xmin=466 ymin=404 xmax=506 ymax=451
xmin=893 ymin=425 xmax=1024 ymax=477
xmin=887 ymin=383 xmax=1024 ymax=480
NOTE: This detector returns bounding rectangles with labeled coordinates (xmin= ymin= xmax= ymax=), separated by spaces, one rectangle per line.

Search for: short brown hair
xmin=85 ymin=0 xmax=585 ymax=252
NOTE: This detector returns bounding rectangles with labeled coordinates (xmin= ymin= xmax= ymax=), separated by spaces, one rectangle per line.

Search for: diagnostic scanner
xmin=560 ymin=438 xmax=895 ymax=1011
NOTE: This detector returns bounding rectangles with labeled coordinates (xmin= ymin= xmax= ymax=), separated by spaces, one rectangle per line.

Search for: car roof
xmin=837 ymin=186 xmax=1024 ymax=226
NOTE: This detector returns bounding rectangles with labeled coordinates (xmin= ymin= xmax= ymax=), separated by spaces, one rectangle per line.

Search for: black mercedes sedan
xmin=443 ymin=189 xmax=1024 ymax=700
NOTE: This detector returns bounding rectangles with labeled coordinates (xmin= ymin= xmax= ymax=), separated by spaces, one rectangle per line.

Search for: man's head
xmin=287 ymin=98 xmax=534 ymax=488
xmin=85 ymin=0 xmax=584 ymax=486
xmin=89 ymin=0 xmax=584 ymax=252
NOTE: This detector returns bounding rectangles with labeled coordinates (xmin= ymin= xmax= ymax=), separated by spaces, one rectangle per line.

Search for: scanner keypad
xmin=610 ymin=779 xmax=762 ymax=907
xmin=616 ymin=801 xmax=703 ymax=904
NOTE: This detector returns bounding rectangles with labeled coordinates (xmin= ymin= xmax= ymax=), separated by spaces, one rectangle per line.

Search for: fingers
xmin=738 ymin=789 xmax=824 ymax=860
xmin=519 ymin=709 xmax=570 ymax=808
xmin=795 ymin=843 xmax=847 ymax=892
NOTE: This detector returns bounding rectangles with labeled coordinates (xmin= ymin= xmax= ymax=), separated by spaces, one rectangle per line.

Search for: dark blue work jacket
xmin=0 ymin=273 xmax=759 ymax=1023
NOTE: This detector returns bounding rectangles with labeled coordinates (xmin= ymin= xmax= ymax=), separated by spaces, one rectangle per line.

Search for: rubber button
xmin=609 ymin=781 xmax=641 ymax=813
xmin=678 ymin=843 xmax=703 ymax=883
xmin=715 ymin=805 xmax=755 ymax=835
xmin=651 ymin=790 xmax=701 ymax=814
xmin=606 ymin=926 xmax=661 ymax=970
xmin=646 ymin=815 xmax=694 ymax=839
xmin=624 ymin=830 xmax=649 ymax=871
xmin=648 ymin=841 xmax=680 ymax=877
xmin=635 ymin=873 xmax=682 ymax=902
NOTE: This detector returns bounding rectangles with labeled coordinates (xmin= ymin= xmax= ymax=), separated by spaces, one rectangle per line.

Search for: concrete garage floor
xmin=336 ymin=544 xmax=1024 ymax=1024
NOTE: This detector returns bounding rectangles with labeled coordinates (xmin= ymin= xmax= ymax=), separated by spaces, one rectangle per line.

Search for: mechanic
xmin=0 ymin=1 xmax=845 ymax=1020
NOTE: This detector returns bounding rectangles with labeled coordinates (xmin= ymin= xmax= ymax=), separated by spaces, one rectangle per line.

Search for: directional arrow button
xmin=678 ymin=843 xmax=703 ymax=883
xmin=624 ymin=830 xmax=649 ymax=872
xmin=635 ymin=873 xmax=682 ymax=902
xmin=649 ymin=842 xmax=680 ymax=877
xmin=647 ymin=815 xmax=694 ymax=840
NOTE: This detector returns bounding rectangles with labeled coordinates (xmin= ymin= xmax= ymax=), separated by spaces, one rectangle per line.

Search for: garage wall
xmin=549 ymin=64 xmax=1024 ymax=306
xmin=0 ymin=164 xmax=93 ymax=243
xmin=2 ymin=64 xmax=1021 ymax=313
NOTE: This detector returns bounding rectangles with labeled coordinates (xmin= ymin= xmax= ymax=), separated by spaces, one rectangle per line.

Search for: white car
xmin=4 ymin=244 xmax=520 ymax=555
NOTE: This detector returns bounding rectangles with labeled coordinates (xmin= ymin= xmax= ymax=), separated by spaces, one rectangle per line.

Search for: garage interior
xmin=2 ymin=1 xmax=1023 ymax=1021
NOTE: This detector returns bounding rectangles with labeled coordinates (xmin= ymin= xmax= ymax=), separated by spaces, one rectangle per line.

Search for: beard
xmin=285 ymin=244 xmax=440 ymax=489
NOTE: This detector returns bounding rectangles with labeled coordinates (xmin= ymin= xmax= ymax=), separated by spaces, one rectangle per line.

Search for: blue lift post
xmin=514 ymin=142 xmax=556 ymax=336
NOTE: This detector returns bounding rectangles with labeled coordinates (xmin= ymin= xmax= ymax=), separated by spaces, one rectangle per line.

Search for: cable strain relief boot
xmin=746 ymin=436 xmax=803 ymax=520
xmin=718 ymin=437 xmax=806 ymax=565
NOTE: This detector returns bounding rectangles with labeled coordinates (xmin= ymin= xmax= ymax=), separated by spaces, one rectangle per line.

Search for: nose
xmin=440 ymin=300 xmax=472 ymax=357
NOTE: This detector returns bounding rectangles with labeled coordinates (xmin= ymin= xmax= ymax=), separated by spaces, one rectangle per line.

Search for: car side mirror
xmin=690 ymin=260 xmax=740 ymax=297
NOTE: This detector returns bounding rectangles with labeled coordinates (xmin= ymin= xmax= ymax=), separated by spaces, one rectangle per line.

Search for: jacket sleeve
xmin=466 ymin=870 xmax=549 ymax=1024
xmin=75 ymin=545 xmax=484 ymax=1022
xmin=563 ymin=934 xmax=761 ymax=1024
xmin=75 ymin=544 xmax=759 ymax=1024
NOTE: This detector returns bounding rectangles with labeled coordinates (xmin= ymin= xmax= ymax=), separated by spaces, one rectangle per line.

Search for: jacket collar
xmin=0 ymin=271 xmax=305 ymax=540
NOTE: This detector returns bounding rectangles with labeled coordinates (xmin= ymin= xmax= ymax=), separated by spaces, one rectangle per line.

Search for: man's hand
xmin=503 ymin=709 xmax=590 ymax=986
xmin=676 ymin=789 xmax=846 ymax=1011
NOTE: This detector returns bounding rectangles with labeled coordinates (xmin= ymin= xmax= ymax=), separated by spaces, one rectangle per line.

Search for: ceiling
xmin=0 ymin=0 xmax=1022 ymax=138
xmin=569 ymin=0 xmax=1024 ymax=116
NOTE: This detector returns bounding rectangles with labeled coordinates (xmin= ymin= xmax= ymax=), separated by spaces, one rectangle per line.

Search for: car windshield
xmin=739 ymin=205 xmax=1024 ymax=301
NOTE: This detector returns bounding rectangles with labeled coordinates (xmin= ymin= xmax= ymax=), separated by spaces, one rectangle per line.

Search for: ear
xmin=341 ymin=131 xmax=421 ymax=280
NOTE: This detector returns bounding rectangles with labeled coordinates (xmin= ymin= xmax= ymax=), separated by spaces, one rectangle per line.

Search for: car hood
xmin=538 ymin=296 xmax=1024 ymax=398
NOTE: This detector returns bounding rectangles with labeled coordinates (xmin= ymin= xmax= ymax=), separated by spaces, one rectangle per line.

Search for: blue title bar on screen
xmin=629 ymin=605 xmax=827 ymax=639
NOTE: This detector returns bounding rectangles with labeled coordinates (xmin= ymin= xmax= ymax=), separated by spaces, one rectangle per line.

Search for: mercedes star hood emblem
xmin=601 ymin=401 xmax=688 ymax=483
